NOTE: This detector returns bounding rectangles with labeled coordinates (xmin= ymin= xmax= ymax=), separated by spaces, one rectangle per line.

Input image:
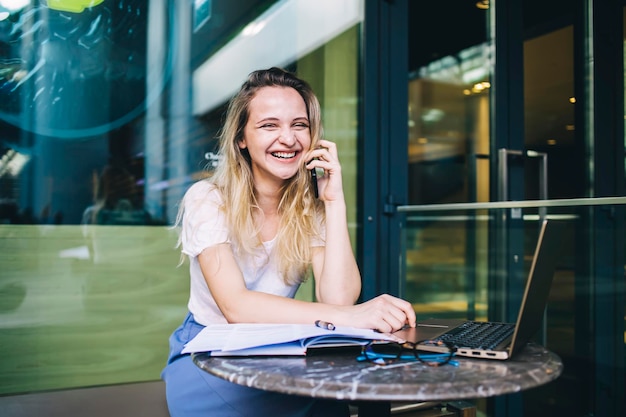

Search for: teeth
xmin=272 ymin=152 xmax=296 ymax=159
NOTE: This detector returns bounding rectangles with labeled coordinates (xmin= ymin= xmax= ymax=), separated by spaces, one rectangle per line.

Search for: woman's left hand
xmin=305 ymin=139 xmax=344 ymax=202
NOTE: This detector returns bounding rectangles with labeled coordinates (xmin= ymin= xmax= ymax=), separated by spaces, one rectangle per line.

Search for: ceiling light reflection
xmin=242 ymin=20 xmax=267 ymax=37
xmin=476 ymin=0 xmax=489 ymax=10
xmin=0 ymin=0 xmax=30 ymax=11
xmin=465 ymin=81 xmax=491 ymax=95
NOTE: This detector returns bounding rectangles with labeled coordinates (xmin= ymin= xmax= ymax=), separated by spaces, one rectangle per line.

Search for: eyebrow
xmin=255 ymin=117 xmax=279 ymax=124
xmin=254 ymin=116 xmax=309 ymax=124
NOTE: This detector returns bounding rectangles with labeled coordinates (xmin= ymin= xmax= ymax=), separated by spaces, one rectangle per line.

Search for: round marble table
xmin=192 ymin=343 xmax=562 ymax=416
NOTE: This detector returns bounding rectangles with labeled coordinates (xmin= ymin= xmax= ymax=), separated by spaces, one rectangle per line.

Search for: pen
xmin=315 ymin=320 xmax=335 ymax=331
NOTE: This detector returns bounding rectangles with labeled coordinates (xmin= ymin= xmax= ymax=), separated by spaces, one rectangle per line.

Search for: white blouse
xmin=180 ymin=180 xmax=322 ymax=326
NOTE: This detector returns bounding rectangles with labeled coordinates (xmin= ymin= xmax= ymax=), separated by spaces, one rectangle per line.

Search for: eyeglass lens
xmin=361 ymin=340 xmax=455 ymax=366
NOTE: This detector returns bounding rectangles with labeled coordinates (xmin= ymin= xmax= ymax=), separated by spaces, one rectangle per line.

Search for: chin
xmin=278 ymin=172 xmax=298 ymax=181
xmin=273 ymin=167 xmax=300 ymax=180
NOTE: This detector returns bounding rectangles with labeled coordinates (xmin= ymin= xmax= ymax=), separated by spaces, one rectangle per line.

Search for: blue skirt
xmin=161 ymin=312 xmax=349 ymax=417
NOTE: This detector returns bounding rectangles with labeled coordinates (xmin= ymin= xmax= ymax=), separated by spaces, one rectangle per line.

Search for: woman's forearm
xmin=315 ymin=199 xmax=361 ymax=304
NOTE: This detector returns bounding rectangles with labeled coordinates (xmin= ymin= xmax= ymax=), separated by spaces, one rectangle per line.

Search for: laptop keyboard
xmin=433 ymin=321 xmax=515 ymax=350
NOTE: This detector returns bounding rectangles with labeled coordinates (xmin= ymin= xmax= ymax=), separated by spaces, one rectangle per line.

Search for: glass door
xmin=406 ymin=0 xmax=491 ymax=321
xmin=404 ymin=1 xmax=624 ymax=416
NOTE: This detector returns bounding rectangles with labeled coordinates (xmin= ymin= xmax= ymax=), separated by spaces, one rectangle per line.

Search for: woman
xmin=162 ymin=67 xmax=416 ymax=417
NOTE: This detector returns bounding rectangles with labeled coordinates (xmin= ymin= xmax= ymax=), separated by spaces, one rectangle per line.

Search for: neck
xmin=254 ymin=184 xmax=281 ymax=216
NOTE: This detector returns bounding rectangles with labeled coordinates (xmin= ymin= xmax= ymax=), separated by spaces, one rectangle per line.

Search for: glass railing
xmin=399 ymin=197 xmax=626 ymax=416
xmin=1 ymin=196 xmax=623 ymax=413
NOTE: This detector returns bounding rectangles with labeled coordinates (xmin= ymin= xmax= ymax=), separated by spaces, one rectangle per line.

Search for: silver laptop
xmin=395 ymin=219 xmax=564 ymax=360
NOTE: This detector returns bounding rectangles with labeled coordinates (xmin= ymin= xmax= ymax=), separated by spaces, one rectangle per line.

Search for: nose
xmin=278 ymin=129 xmax=296 ymax=146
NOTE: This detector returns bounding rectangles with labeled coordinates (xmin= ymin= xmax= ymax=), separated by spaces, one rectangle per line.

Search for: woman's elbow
xmin=218 ymin=301 xmax=251 ymax=323
xmin=317 ymin=287 xmax=360 ymax=305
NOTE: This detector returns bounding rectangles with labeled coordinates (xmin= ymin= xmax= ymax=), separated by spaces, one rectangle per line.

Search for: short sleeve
xmin=180 ymin=181 xmax=229 ymax=257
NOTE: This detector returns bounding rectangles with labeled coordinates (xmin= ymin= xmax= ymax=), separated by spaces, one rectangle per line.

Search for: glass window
xmin=0 ymin=0 xmax=363 ymax=395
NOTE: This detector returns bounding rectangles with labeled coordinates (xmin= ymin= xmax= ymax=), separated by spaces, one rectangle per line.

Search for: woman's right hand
xmin=345 ymin=294 xmax=416 ymax=333
xmin=305 ymin=139 xmax=344 ymax=203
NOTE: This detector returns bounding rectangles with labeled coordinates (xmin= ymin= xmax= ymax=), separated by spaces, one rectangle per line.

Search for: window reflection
xmin=0 ymin=1 xmax=153 ymax=137
xmin=0 ymin=0 xmax=164 ymax=226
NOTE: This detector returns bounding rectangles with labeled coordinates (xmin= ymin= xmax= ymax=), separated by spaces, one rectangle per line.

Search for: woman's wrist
xmin=323 ymin=198 xmax=347 ymax=212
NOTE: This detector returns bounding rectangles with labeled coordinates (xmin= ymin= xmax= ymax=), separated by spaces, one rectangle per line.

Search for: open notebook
xmin=181 ymin=323 xmax=403 ymax=356
xmin=395 ymin=219 xmax=564 ymax=360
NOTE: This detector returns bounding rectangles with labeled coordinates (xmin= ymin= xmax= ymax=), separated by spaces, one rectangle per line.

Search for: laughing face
xmin=239 ymin=86 xmax=311 ymax=189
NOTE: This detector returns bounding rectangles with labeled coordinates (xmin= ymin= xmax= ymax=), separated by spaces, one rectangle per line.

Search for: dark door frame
xmin=359 ymin=0 xmax=408 ymax=301
xmin=579 ymin=1 xmax=625 ymax=416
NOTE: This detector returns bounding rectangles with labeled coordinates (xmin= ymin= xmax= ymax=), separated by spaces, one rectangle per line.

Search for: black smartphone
xmin=310 ymin=168 xmax=319 ymax=198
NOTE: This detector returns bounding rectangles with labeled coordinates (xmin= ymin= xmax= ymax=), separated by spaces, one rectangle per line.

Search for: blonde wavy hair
xmin=189 ymin=67 xmax=325 ymax=284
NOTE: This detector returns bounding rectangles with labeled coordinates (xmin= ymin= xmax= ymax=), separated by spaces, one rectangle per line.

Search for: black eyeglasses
xmin=358 ymin=339 xmax=458 ymax=367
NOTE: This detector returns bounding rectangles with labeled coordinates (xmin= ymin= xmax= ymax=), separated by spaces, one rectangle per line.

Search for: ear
xmin=237 ymin=138 xmax=247 ymax=149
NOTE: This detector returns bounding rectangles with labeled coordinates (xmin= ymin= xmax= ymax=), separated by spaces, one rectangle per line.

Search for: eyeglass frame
xmin=358 ymin=339 xmax=459 ymax=367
